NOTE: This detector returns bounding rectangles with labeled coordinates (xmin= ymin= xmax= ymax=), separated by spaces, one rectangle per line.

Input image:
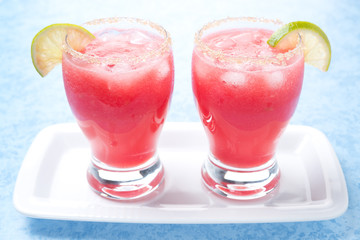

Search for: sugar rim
xmin=63 ymin=17 xmax=172 ymax=65
xmin=194 ymin=17 xmax=302 ymax=65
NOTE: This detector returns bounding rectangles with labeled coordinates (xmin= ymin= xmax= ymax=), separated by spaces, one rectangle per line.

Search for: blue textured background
xmin=1 ymin=0 xmax=359 ymax=239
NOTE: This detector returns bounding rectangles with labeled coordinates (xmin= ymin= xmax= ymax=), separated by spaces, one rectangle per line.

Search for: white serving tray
xmin=13 ymin=122 xmax=348 ymax=223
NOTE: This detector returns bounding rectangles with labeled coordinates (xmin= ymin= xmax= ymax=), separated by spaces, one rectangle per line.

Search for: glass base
xmin=202 ymin=155 xmax=280 ymax=200
xmin=87 ymin=155 xmax=164 ymax=200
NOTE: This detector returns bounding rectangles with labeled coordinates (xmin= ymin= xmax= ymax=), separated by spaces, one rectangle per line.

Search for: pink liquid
xmin=192 ymin=28 xmax=304 ymax=168
xmin=62 ymin=28 xmax=174 ymax=169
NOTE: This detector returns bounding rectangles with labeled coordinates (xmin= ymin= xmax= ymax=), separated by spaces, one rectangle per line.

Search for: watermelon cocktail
xmin=192 ymin=17 xmax=304 ymax=199
xmin=62 ymin=18 xmax=174 ymax=200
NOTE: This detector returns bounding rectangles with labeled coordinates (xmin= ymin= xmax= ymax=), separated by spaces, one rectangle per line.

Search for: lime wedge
xmin=267 ymin=21 xmax=331 ymax=72
xmin=31 ymin=24 xmax=95 ymax=77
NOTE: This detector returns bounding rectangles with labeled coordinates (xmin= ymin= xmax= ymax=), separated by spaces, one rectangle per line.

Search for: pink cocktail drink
xmin=62 ymin=18 xmax=174 ymax=200
xmin=63 ymin=30 xmax=173 ymax=169
xmin=192 ymin=18 xmax=304 ymax=199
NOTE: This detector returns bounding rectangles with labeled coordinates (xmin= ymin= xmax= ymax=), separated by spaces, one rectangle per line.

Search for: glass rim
xmin=194 ymin=17 xmax=303 ymax=65
xmin=63 ymin=17 xmax=172 ymax=65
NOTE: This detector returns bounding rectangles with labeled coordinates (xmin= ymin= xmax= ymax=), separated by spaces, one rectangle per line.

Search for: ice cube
xmin=107 ymin=62 xmax=134 ymax=73
xmin=213 ymin=38 xmax=236 ymax=50
xmin=193 ymin=56 xmax=212 ymax=80
xmin=156 ymin=62 xmax=170 ymax=80
xmin=265 ymin=71 xmax=284 ymax=88
xmin=100 ymin=29 xmax=124 ymax=36
xmin=230 ymin=32 xmax=253 ymax=44
xmin=96 ymin=29 xmax=129 ymax=42
xmin=129 ymin=30 xmax=153 ymax=45
xmin=221 ymin=71 xmax=247 ymax=86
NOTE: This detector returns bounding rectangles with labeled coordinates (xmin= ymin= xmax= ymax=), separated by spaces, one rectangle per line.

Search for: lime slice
xmin=267 ymin=21 xmax=331 ymax=72
xmin=31 ymin=23 xmax=95 ymax=77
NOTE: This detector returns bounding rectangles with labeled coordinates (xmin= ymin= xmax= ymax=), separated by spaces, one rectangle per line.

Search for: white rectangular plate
xmin=13 ymin=122 xmax=348 ymax=223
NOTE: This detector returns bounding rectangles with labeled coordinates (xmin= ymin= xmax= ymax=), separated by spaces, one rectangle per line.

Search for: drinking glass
xmin=62 ymin=17 xmax=174 ymax=200
xmin=192 ymin=17 xmax=304 ymax=199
